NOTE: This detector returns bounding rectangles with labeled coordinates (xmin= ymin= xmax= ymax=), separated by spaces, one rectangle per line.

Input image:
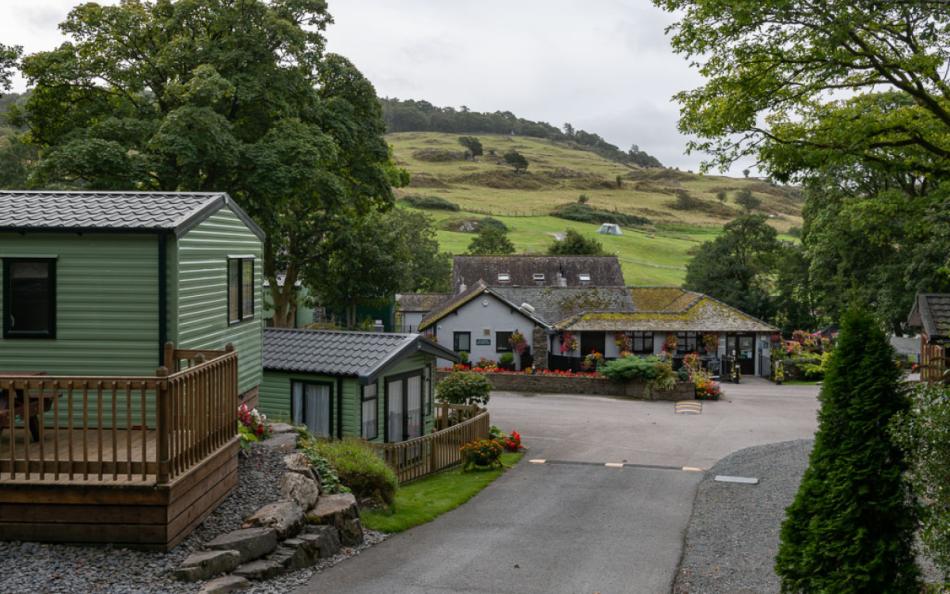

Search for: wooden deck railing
xmin=0 ymin=343 xmax=238 ymax=485
xmin=373 ymin=405 xmax=490 ymax=483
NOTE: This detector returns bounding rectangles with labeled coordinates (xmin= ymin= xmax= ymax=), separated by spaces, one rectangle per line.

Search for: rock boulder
xmin=243 ymin=500 xmax=305 ymax=539
xmin=279 ymin=471 xmax=320 ymax=510
xmin=198 ymin=575 xmax=250 ymax=594
xmin=206 ymin=527 xmax=278 ymax=564
xmin=174 ymin=549 xmax=241 ymax=581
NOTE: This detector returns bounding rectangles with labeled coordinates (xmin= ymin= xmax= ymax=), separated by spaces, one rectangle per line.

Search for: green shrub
xmin=891 ymin=383 xmax=950 ymax=578
xmin=436 ymin=371 xmax=491 ymax=406
xmin=775 ymin=309 xmax=919 ymax=592
xmin=400 ymin=194 xmax=459 ymax=211
xmin=411 ymin=148 xmax=466 ymax=162
xmin=550 ymin=202 xmax=650 ymax=227
xmin=600 ymin=355 xmax=662 ymax=382
xmin=296 ymin=431 xmax=346 ymax=495
xmin=304 ymin=437 xmax=397 ymax=507
xmin=498 ymin=352 xmax=515 ymax=369
xmin=460 ymin=438 xmax=503 ymax=469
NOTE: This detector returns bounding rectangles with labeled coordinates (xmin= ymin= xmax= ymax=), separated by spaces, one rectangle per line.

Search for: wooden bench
xmin=0 ymin=372 xmax=61 ymax=442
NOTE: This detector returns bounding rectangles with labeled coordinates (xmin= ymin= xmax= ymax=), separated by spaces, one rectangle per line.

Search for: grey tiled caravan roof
xmin=0 ymin=190 xmax=265 ymax=239
xmin=908 ymin=293 xmax=950 ymax=342
xmin=264 ymin=328 xmax=458 ymax=382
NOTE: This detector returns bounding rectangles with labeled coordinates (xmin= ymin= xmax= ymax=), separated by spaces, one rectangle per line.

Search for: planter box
xmin=435 ymin=371 xmax=694 ymax=401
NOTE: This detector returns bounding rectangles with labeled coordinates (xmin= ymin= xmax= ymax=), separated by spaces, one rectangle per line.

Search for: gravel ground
xmin=673 ymin=439 xmax=943 ymax=593
xmin=0 ymin=444 xmax=386 ymax=594
xmin=673 ymin=439 xmax=814 ymax=594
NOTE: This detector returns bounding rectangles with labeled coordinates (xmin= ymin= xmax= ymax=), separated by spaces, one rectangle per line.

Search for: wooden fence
xmin=374 ymin=404 xmax=490 ymax=483
xmin=921 ymin=342 xmax=948 ymax=383
xmin=0 ymin=343 xmax=238 ymax=485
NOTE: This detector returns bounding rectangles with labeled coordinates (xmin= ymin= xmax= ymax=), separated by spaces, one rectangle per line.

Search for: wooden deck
xmin=0 ymin=344 xmax=241 ymax=550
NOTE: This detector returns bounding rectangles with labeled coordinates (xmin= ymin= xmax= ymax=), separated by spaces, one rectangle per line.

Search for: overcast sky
xmin=1 ymin=0 xmax=745 ymax=175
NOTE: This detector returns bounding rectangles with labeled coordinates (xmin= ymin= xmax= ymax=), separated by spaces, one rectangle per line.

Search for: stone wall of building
xmin=435 ymin=371 xmax=694 ymax=401
xmin=531 ymin=328 xmax=548 ymax=370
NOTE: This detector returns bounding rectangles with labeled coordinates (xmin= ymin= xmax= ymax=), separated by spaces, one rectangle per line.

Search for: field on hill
xmin=388 ymin=131 xmax=803 ymax=285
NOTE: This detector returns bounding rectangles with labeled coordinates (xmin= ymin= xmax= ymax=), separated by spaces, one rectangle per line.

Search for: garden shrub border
xmin=436 ymin=370 xmax=694 ymax=401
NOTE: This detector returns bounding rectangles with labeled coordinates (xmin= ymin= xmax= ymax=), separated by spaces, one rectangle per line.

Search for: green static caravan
xmin=261 ymin=328 xmax=458 ymax=442
xmin=0 ymin=190 xmax=265 ymax=400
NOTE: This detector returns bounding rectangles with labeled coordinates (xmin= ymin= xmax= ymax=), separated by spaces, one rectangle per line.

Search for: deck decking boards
xmin=0 ymin=433 xmax=239 ymax=550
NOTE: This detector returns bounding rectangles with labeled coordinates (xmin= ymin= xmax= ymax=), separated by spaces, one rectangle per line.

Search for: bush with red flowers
xmin=237 ymin=403 xmax=271 ymax=448
xmin=503 ymin=430 xmax=523 ymax=452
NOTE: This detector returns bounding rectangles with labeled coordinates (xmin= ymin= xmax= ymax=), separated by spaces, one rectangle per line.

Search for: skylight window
xmin=497 ymin=273 xmax=511 ymax=282
xmin=579 ymin=273 xmax=591 ymax=282
xmin=532 ymin=273 xmax=545 ymax=281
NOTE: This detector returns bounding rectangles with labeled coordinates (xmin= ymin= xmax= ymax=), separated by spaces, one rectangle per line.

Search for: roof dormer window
xmin=579 ymin=273 xmax=591 ymax=282
xmin=532 ymin=273 xmax=545 ymax=282
xmin=497 ymin=273 xmax=511 ymax=283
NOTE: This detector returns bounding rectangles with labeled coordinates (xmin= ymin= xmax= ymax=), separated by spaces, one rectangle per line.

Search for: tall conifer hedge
xmin=775 ymin=309 xmax=920 ymax=593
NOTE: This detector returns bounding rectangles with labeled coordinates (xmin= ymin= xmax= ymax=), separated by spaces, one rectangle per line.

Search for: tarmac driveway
xmin=298 ymin=380 xmax=819 ymax=594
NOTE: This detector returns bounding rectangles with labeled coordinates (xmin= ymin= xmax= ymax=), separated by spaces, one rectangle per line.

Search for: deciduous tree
xmin=503 ymin=150 xmax=528 ymax=173
xmin=547 ymin=229 xmax=604 ymax=256
xmin=684 ymin=214 xmax=779 ymax=321
xmin=13 ymin=0 xmax=394 ymax=327
xmin=467 ymin=226 xmax=515 ymax=255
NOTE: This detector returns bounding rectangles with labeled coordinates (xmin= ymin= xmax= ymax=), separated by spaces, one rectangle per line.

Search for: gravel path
xmin=673 ymin=439 xmax=814 ymax=594
xmin=0 ymin=444 xmax=385 ymax=594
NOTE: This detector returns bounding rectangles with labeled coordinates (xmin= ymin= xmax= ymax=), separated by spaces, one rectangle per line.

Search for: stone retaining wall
xmin=435 ymin=371 xmax=695 ymax=401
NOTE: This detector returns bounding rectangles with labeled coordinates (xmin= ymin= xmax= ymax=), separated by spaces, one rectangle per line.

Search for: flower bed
xmin=437 ymin=369 xmax=694 ymax=401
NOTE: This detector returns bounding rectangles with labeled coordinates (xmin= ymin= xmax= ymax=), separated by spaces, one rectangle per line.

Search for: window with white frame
xmin=497 ymin=273 xmax=511 ymax=283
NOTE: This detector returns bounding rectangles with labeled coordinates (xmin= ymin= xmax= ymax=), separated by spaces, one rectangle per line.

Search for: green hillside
xmin=389 ymin=131 xmax=803 ymax=285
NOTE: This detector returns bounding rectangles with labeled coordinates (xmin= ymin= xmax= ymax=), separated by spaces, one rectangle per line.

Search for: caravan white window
xmin=532 ymin=273 xmax=545 ymax=281
xmin=497 ymin=273 xmax=511 ymax=282
xmin=579 ymin=273 xmax=591 ymax=282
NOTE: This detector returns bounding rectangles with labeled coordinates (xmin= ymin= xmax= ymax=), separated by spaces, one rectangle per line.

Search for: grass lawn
xmin=779 ymin=379 xmax=823 ymax=386
xmin=361 ymin=452 xmax=524 ymax=533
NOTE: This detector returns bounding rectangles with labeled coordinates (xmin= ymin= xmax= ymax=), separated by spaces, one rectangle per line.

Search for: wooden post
xmin=163 ymin=342 xmax=176 ymax=373
xmin=156 ymin=366 xmax=170 ymax=484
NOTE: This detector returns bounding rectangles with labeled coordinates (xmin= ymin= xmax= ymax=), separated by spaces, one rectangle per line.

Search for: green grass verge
xmin=360 ymin=452 xmax=524 ymax=533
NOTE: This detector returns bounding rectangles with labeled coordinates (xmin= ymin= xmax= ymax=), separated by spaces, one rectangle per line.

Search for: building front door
xmin=725 ymin=334 xmax=756 ymax=375
xmin=580 ymin=332 xmax=606 ymax=356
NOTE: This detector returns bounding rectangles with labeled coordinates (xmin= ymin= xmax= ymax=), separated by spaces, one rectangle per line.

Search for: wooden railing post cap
xmin=155 ymin=366 xmax=169 ymax=377
xmin=225 ymin=343 xmax=235 ymax=352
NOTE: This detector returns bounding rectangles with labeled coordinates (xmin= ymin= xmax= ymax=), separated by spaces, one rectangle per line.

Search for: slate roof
xmin=556 ymin=287 xmax=777 ymax=333
xmin=263 ymin=328 xmax=457 ymax=382
xmin=492 ymin=286 xmax=633 ymax=325
xmin=396 ymin=293 xmax=451 ymax=313
xmin=0 ymin=190 xmax=265 ymax=239
xmin=452 ymin=255 xmax=625 ymax=290
xmin=908 ymin=293 xmax=950 ymax=342
xmin=418 ymin=281 xmax=549 ymax=331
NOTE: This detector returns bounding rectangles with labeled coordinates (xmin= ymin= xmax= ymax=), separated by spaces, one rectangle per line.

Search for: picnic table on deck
xmin=0 ymin=372 xmax=62 ymax=442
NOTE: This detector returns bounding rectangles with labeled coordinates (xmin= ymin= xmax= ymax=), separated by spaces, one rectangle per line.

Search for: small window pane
xmin=242 ymin=259 xmax=254 ymax=319
xmin=7 ymin=261 xmax=53 ymax=335
xmin=228 ymin=259 xmax=241 ymax=323
xmin=496 ymin=331 xmax=512 ymax=352
xmin=454 ymin=332 xmax=471 ymax=352
xmin=362 ymin=383 xmax=378 ymax=440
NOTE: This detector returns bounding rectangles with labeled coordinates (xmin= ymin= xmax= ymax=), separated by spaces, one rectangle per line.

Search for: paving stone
xmin=300 ymin=525 xmax=341 ymax=558
xmin=232 ymin=558 xmax=286 ymax=581
xmin=206 ymin=527 xmax=278 ymax=564
xmin=279 ymin=471 xmax=320 ymax=510
xmin=198 ymin=575 xmax=250 ymax=594
xmin=270 ymin=422 xmax=295 ymax=434
xmin=242 ymin=499 xmax=305 ymax=539
xmin=262 ymin=432 xmax=297 ymax=451
xmin=174 ymin=549 xmax=241 ymax=581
